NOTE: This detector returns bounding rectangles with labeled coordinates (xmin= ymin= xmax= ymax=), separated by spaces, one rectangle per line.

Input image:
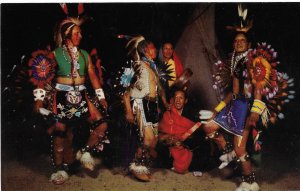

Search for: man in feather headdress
xmin=201 ymin=3 xmax=294 ymax=190
xmin=201 ymin=5 xmax=262 ymax=191
xmin=122 ymin=36 xmax=170 ymax=182
xmin=31 ymin=6 xmax=109 ymax=184
xmin=204 ymin=31 xmax=261 ymax=191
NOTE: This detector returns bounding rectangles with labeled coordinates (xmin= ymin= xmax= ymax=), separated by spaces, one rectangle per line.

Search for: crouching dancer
xmin=159 ymin=89 xmax=201 ymax=174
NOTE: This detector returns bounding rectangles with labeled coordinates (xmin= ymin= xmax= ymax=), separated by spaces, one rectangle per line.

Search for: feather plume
xmin=55 ymin=17 xmax=88 ymax=47
xmin=248 ymin=43 xmax=295 ymax=124
xmin=126 ymin=35 xmax=145 ymax=61
xmin=238 ymin=4 xmax=248 ymax=21
xmin=155 ymin=61 xmax=175 ymax=82
xmin=238 ymin=4 xmax=248 ymax=27
xmin=243 ymin=9 xmax=248 ymax=21
xmin=212 ymin=59 xmax=232 ymax=101
xmin=78 ymin=3 xmax=84 ymax=16
xmin=60 ymin=3 xmax=68 ymax=15
xmin=226 ymin=4 xmax=252 ymax=33
xmin=112 ymin=59 xmax=141 ymax=97
xmin=238 ymin=4 xmax=242 ymax=17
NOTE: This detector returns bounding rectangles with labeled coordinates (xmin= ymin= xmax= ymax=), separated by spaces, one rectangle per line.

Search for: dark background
xmin=1 ymin=2 xmax=300 ymax=173
xmin=2 ymin=3 xmax=300 ymax=78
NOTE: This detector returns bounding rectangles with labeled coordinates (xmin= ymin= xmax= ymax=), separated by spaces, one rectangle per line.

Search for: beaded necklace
xmin=62 ymin=45 xmax=80 ymax=78
xmin=230 ymin=50 xmax=249 ymax=76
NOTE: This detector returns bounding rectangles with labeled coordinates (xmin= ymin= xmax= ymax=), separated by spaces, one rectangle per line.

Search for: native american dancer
xmin=201 ymin=4 xmax=294 ymax=191
xmin=113 ymin=35 xmax=173 ymax=181
xmin=27 ymin=4 xmax=109 ymax=184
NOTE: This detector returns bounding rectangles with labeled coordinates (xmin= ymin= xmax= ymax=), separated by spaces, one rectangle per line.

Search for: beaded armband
xmin=215 ymin=101 xmax=226 ymax=112
xmin=251 ymin=99 xmax=266 ymax=115
xmin=33 ymin=88 xmax=46 ymax=101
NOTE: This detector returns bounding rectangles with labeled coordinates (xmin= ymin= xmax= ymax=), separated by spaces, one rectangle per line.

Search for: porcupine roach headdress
xmin=55 ymin=3 xmax=88 ymax=47
xmin=125 ymin=35 xmax=146 ymax=61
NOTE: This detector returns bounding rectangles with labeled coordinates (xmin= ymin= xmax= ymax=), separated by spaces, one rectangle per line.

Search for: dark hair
xmin=137 ymin=40 xmax=153 ymax=57
xmin=170 ymin=86 xmax=188 ymax=100
xmin=162 ymin=42 xmax=174 ymax=48
xmin=233 ymin=31 xmax=253 ymax=44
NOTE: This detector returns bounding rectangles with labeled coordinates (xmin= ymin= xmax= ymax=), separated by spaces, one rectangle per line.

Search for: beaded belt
xmin=55 ymin=83 xmax=86 ymax=91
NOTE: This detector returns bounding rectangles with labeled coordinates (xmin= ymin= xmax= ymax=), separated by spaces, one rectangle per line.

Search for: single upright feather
xmin=238 ymin=4 xmax=248 ymax=28
xmin=78 ymin=3 xmax=84 ymax=16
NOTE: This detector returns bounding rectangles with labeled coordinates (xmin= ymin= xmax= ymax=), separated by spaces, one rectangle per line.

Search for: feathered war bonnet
xmin=54 ymin=3 xmax=87 ymax=47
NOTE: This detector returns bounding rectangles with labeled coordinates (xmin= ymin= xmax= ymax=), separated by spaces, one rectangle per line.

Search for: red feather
xmin=78 ymin=3 xmax=84 ymax=15
xmin=60 ymin=3 xmax=68 ymax=15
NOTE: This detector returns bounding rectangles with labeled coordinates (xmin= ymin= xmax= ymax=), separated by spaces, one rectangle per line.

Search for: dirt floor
xmin=2 ymin=152 xmax=300 ymax=191
xmin=2 ymin=114 xmax=300 ymax=191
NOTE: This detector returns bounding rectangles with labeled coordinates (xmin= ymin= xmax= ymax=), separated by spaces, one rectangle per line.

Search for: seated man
xmin=158 ymin=89 xmax=201 ymax=174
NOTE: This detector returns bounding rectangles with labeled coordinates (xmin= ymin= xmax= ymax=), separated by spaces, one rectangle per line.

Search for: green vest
xmin=54 ymin=47 xmax=89 ymax=77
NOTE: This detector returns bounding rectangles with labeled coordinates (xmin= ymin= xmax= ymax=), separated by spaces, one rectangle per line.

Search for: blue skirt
xmin=213 ymin=98 xmax=249 ymax=136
